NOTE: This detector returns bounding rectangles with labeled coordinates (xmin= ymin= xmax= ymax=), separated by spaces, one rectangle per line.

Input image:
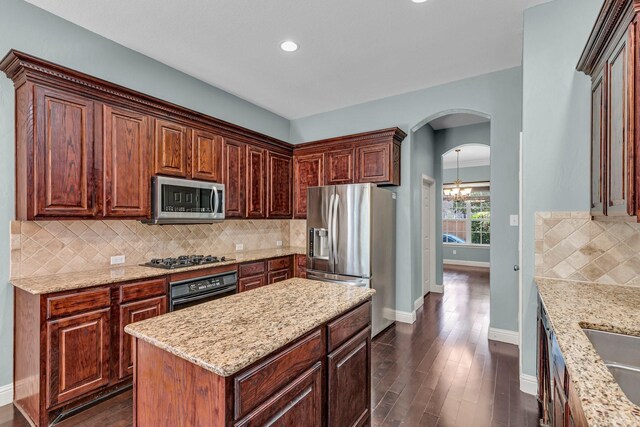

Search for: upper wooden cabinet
xmin=294 ymin=153 xmax=324 ymax=219
xmin=325 ymin=149 xmax=354 ymax=185
xmin=223 ymin=138 xmax=247 ymax=218
xmin=246 ymin=146 xmax=267 ymax=218
xmin=33 ymin=86 xmax=97 ymax=219
xmin=578 ymin=1 xmax=639 ymax=220
xmin=101 ymin=105 xmax=152 ymax=218
xmin=292 ymin=127 xmax=406 ymax=218
xmin=154 ymin=118 xmax=189 ymax=178
xmin=191 ymin=129 xmax=223 ymax=182
xmin=267 ymin=152 xmax=293 ymax=218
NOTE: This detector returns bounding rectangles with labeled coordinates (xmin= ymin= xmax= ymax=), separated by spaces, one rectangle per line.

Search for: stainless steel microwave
xmin=146 ymin=176 xmax=225 ymax=224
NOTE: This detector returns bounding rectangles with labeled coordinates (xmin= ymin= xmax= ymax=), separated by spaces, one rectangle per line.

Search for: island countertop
xmin=536 ymin=277 xmax=640 ymax=426
xmin=125 ymin=278 xmax=375 ymax=377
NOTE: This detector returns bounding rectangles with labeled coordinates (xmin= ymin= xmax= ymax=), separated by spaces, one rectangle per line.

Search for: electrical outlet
xmin=276 ymin=240 xmax=283 ymax=247
xmin=235 ymin=243 xmax=244 ymax=251
xmin=110 ymin=255 xmax=125 ymax=265
xmin=452 ymin=250 xmax=457 ymax=255
xmin=510 ymin=215 xmax=519 ymax=226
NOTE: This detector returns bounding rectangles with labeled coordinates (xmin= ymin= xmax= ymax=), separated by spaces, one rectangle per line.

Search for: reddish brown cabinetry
xmin=294 ymin=154 xmax=324 ymax=219
xmin=191 ymin=129 xmax=223 ymax=182
xmin=14 ymin=277 xmax=168 ymax=427
xmin=326 ymin=149 xmax=355 ymax=185
xmin=154 ymin=118 xmax=189 ymax=178
xmin=246 ymin=146 xmax=267 ymax=218
xmin=267 ymin=152 xmax=293 ymax=218
xmin=238 ymin=256 xmax=292 ymax=291
xmin=33 ymin=86 xmax=96 ymax=219
xmin=357 ymin=142 xmax=391 ymax=184
xmin=579 ymin=2 xmax=639 ymax=220
xmin=223 ymin=139 xmax=247 ymax=218
xmin=101 ymin=105 xmax=151 ymax=218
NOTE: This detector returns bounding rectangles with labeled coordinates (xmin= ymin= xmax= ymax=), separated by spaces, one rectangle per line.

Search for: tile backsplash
xmin=11 ymin=219 xmax=307 ymax=279
xmin=536 ymin=211 xmax=640 ymax=287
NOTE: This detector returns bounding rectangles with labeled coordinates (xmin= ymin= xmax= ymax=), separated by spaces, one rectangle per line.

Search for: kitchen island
xmin=125 ymin=278 xmax=375 ymax=426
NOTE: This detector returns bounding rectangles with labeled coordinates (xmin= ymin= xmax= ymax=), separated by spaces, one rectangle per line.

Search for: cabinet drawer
xmin=239 ymin=261 xmax=266 ymax=278
xmin=234 ymin=328 xmax=324 ymax=420
xmin=268 ymin=256 xmax=291 ymax=271
xmin=235 ymin=362 xmax=323 ymax=427
xmin=46 ymin=287 xmax=111 ymax=319
xmin=119 ymin=278 xmax=166 ymax=303
xmin=267 ymin=269 xmax=290 ymax=285
xmin=327 ymin=301 xmax=371 ymax=352
xmin=239 ymin=275 xmax=266 ymax=293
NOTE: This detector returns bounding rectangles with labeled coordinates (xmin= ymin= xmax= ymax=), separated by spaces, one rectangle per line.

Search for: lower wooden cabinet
xmin=327 ymin=327 xmax=371 ymax=427
xmin=46 ymin=308 xmax=110 ymax=407
xmin=295 ymin=254 xmax=307 ymax=278
xmin=14 ymin=278 xmax=167 ymax=427
xmin=118 ymin=296 xmax=167 ymax=379
xmin=239 ymin=256 xmax=293 ymax=292
xmin=267 ymin=269 xmax=290 ymax=284
xmin=238 ymin=275 xmax=266 ymax=293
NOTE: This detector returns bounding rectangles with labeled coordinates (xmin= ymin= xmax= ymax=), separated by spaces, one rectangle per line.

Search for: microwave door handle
xmin=212 ymin=186 xmax=219 ymax=214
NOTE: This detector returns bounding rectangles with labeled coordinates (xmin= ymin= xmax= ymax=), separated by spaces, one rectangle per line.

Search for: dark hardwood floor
xmin=0 ymin=266 xmax=538 ymax=427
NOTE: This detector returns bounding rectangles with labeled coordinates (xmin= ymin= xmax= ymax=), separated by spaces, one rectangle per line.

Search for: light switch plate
xmin=235 ymin=243 xmax=244 ymax=251
xmin=510 ymin=215 xmax=519 ymax=226
xmin=276 ymin=240 xmax=283 ymax=247
xmin=453 ymin=250 xmax=457 ymax=255
xmin=110 ymin=255 xmax=125 ymax=265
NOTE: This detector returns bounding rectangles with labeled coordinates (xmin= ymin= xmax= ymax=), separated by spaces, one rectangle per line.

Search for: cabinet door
xmin=118 ymin=296 xmax=167 ymax=380
xmin=246 ymin=146 xmax=267 ymax=218
xmin=154 ymin=119 xmax=189 ymax=177
xmin=267 ymin=269 xmax=291 ymax=285
xmin=326 ymin=149 xmax=354 ymax=185
xmin=327 ymin=326 xmax=371 ymax=427
xmin=239 ymin=275 xmax=266 ymax=292
xmin=34 ymin=86 xmax=96 ymax=218
xmin=224 ymin=139 xmax=246 ymax=218
xmin=102 ymin=105 xmax=151 ymax=218
xmin=294 ymin=153 xmax=324 ymax=218
xmin=234 ymin=362 xmax=323 ymax=427
xmin=591 ymin=69 xmax=606 ymax=216
xmin=606 ymin=34 xmax=634 ymax=216
xmin=356 ymin=143 xmax=390 ymax=184
xmin=47 ymin=308 xmax=110 ymax=407
xmin=267 ymin=152 xmax=293 ymax=218
xmin=191 ymin=129 xmax=223 ymax=182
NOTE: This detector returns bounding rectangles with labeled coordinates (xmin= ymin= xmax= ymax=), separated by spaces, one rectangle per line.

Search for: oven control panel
xmin=171 ymin=272 xmax=238 ymax=299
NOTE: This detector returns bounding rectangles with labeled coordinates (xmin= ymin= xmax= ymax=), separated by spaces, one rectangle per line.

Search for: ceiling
xmin=428 ymin=113 xmax=490 ymax=131
xmin=26 ymin=0 xmax=550 ymax=119
xmin=443 ymin=145 xmax=490 ymax=169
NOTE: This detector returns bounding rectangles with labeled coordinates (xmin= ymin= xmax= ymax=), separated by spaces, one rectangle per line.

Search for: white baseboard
xmin=394 ymin=309 xmax=416 ymax=324
xmin=488 ymin=327 xmax=520 ymax=345
xmin=430 ymin=284 xmax=444 ymax=294
xmin=443 ymin=259 xmax=490 ymax=268
xmin=520 ymin=374 xmax=537 ymax=396
xmin=0 ymin=383 xmax=12 ymax=406
xmin=413 ymin=297 xmax=424 ymax=311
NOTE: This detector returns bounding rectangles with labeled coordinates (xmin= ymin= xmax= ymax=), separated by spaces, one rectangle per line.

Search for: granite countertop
xmin=536 ymin=278 xmax=640 ymax=426
xmin=125 ymin=278 xmax=374 ymax=377
xmin=10 ymin=247 xmax=306 ymax=294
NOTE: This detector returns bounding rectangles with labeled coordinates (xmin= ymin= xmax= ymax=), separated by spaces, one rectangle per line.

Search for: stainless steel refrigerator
xmin=306 ymin=183 xmax=396 ymax=337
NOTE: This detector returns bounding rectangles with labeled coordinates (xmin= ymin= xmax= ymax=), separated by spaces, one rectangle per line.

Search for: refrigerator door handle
xmin=332 ymin=194 xmax=339 ymax=264
xmin=327 ymin=194 xmax=335 ymax=264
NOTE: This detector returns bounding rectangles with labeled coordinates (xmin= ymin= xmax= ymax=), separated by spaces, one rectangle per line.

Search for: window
xmin=442 ymin=183 xmax=490 ymax=246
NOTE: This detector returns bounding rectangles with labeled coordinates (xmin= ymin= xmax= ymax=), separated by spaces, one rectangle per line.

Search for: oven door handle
xmin=171 ymin=285 xmax=236 ymax=306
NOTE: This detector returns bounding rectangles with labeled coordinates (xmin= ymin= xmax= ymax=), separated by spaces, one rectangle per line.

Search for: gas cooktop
xmin=141 ymin=255 xmax=233 ymax=270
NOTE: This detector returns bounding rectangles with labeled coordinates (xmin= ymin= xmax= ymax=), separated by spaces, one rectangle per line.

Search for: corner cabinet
xmin=578 ymin=2 xmax=639 ymax=220
xmin=292 ymin=127 xmax=406 ymax=218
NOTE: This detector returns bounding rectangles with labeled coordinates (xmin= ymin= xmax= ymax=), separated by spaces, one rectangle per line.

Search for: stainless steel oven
xmin=147 ymin=176 xmax=225 ymax=224
xmin=169 ymin=271 xmax=237 ymax=311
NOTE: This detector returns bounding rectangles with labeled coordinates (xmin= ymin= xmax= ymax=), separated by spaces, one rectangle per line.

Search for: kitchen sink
xmin=583 ymin=329 xmax=640 ymax=406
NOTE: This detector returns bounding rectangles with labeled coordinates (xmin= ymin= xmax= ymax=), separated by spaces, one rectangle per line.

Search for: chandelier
xmin=443 ymin=149 xmax=472 ymax=202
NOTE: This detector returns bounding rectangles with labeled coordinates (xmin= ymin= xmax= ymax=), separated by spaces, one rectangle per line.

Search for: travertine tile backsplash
xmin=536 ymin=211 xmax=640 ymax=286
xmin=290 ymin=220 xmax=307 ymax=248
xmin=11 ymin=220 xmax=307 ymax=279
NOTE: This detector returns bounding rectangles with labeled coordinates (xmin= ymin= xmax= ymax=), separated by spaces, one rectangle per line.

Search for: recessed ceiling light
xmin=280 ymin=41 xmax=299 ymax=52
xmin=412 ymin=0 xmax=428 ymax=3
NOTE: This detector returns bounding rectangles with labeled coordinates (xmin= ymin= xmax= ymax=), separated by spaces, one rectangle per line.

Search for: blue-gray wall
xmin=521 ymin=0 xmax=602 ymax=376
xmin=435 ymin=124 xmax=491 ymax=279
xmin=290 ymin=70 xmax=521 ymax=332
xmin=0 ymin=0 xmax=291 ymax=390
xmin=442 ymin=165 xmax=490 ymax=183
